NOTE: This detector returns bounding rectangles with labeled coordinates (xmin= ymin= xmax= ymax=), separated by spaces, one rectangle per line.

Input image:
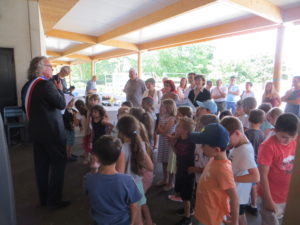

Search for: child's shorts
xmin=66 ymin=130 xmax=75 ymax=146
xmin=239 ymin=204 xmax=247 ymax=215
xmin=175 ymin=172 xmax=195 ymax=201
xmin=135 ymin=179 xmax=147 ymax=206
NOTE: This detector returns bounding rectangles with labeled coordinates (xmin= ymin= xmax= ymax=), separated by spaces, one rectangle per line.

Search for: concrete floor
xmin=10 ymin=131 xmax=260 ymax=225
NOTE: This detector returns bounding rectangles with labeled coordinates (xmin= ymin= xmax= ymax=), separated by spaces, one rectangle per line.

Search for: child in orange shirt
xmin=190 ymin=123 xmax=239 ymax=225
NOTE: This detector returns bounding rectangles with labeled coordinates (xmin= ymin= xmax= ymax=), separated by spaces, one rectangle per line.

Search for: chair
xmin=3 ymin=106 xmax=26 ymax=146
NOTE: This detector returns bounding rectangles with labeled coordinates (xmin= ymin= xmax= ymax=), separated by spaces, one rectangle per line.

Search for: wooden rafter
xmin=67 ymin=54 xmax=92 ymax=61
xmin=39 ymin=0 xmax=79 ymax=33
xmin=97 ymin=0 xmax=216 ymax=42
xmin=282 ymin=5 xmax=300 ymax=23
xmin=47 ymin=50 xmax=91 ymax=62
xmin=50 ymin=60 xmax=70 ymax=65
xmin=47 ymin=29 xmax=97 ymax=44
xmin=47 ymin=29 xmax=139 ymax=50
xmin=91 ymin=49 xmax=137 ymax=61
xmin=46 ymin=50 xmax=62 ymax=57
xmin=138 ymin=16 xmax=277 ymax=50
xmin=220 ymin=0 xmax=282 ymax=23
xmin=51 ymin=0 xmax=216 ymax=59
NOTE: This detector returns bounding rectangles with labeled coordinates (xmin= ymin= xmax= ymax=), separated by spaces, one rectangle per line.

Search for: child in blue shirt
xmin=84 ymin=135 xmax=141 ymax=225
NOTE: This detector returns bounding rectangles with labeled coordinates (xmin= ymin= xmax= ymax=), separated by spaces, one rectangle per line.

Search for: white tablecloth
xmin=104 ymin=106 xmax=119 ymax=125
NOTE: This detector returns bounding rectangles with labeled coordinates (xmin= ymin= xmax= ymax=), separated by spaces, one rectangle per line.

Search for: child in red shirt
xmin=258 ymin=113 xmax=298 ymax=225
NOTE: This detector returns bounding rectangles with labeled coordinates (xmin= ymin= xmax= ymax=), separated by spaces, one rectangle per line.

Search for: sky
xmin=210 ymin=24 xmax=300 ymax=76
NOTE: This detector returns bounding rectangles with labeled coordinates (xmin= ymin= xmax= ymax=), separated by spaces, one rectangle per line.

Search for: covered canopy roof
xmin=40 ymin=0 xmax=300 ymax=65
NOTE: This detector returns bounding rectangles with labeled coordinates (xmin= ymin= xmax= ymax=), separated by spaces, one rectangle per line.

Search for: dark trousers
xmin=33 ymin=142 xmax=67 ymax=206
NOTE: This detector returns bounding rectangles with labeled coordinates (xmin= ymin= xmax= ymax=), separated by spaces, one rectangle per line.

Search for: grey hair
xmin=129 ymin=68 xmax=137 ymax=74
xmin=27 ymin=56 xmax=47 ymax=80
xmin=60 ymin=66 xmax=71 ymax=73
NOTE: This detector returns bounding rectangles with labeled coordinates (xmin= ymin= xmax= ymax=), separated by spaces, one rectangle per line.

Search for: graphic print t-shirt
xmin=258 ymin=135 xmax=296 ymax=203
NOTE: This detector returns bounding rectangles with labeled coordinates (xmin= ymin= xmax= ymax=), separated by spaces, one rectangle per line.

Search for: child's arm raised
xmin=258 ymin=164 xmax=277 ymax=213
xmin=224 ymin=187 xmax=239 ymax=225
xmin=234 ymin=167 xmax=260 ymax=183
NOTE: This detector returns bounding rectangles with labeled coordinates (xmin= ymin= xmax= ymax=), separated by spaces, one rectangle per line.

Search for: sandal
xmin=168 ymin=194 xmax=183 ymax=202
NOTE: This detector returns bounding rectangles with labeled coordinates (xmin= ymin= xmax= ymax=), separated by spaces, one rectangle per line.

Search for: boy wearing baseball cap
xmin=190 ymin=123 xmax=239 ymax=225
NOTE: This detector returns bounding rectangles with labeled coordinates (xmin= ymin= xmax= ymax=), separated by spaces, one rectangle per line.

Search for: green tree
xmin=143 ymin=44 xmax=215 ymax=78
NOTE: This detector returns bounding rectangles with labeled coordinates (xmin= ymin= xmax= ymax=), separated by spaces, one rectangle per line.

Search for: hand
xmin=263 ymin=199 xmax=277 ymax=213
xmin=54 ymin=80 xmax=63 ymax=90
xmin=223 ymin=214 xmax=238 ymax=225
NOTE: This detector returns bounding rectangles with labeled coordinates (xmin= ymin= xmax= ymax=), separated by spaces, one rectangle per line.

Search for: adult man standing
xmin=52 ymin=66 xmax=71 ymax=93
xmin=21 ymin=56 xmax=69 ymax=209
xmin=123 ymin=68 xmax=146 ymax=107
xmin=282 ymin=76 xmax=300 ymax=117
xmin=226 ymin=76 xmax=240 ymax=114
xmin=184 ymin=72 xmax=196 ymax=99
xmin=85 ymin=75 xmax=97 ymax=95
xmin=211 ymin=79 xmax=227 ymax=114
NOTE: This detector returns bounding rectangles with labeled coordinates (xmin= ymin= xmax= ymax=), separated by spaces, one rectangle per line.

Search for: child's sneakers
xmin=176 ymin=217 xmax=192 ymax=225
xmin=168 ymin=194 xmax=183 ymax=202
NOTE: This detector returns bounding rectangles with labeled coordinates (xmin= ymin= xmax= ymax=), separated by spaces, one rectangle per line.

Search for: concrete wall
xmin=0 ymin=0 xmax=45 ymax=104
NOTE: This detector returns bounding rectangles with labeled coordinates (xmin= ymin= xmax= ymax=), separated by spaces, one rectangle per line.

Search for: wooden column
xmin=91 ymin=60 xmax=95 ymax=77
xmin=283 ymin=129 xmax=300 ymax=224
xmin=138 ymin=51 xmax=142 ymax=78
xmin=273 ymin=25 xmax=285 ymax=92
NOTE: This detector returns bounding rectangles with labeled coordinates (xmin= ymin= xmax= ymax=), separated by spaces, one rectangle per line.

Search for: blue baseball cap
xmin=189 ymin=123 xmax=229 ymax=148
xmin=196 ymin=100 xmax=217 ymax=114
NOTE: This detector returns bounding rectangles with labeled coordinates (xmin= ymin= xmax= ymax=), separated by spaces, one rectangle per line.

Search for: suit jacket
xmin=52 ymin=74 xmax=68 ymax=93
xmin=26 ymin=80 xmax=66 ymax=144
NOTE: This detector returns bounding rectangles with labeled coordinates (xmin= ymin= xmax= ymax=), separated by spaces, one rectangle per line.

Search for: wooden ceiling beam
xmin=138 ymin=16 xmax=277 ymax=50
xmin=47 ymin=29 xmax=139 ymax=50
xmin=62 ymin=43 xmax=94 ymax=56
xmin=220 ymin=0 xmax=282 ymax=23
xmin=282 ymin=5 xmax=300 ymax=23
xmin=50 ymin=60 xmax=71 ymax=65
xmin=91 ymin=49 xmax=137 ymax=61
xmin=47 ymin=29 xmax=97 ymax=44
xmin=46 ymin=50 xmax=62 ymax=57
xmin=39 ymin=0 xmax=79 ymax=33
xmin=96 ymin=0 xmax=217 ymax=43
xmin=67 ymin=54 xmax=92 ymax=61
xmin=101 ymin=40 xmax=139 ymax=51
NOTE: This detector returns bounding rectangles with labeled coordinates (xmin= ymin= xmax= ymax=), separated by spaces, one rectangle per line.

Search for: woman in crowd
xmin=177 ymin=77 xmax=187 ymax=100
xmin=261 ymin=81 xmax=281 ymax=107
xmin=162 ymin=79 xmax=179 ymax=101
xmin=143 ymin=78 xmax=162 ymax=115
xmin=188 ymin=74 xmax=211 ymax=106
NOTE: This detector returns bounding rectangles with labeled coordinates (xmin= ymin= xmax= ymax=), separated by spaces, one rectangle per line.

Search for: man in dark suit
xmin=21 ymin=56 xmax=69 ymax=209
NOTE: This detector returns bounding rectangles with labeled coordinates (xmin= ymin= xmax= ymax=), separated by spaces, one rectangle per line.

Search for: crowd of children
xmin=63 ymin=91 xmax=298 ymax=225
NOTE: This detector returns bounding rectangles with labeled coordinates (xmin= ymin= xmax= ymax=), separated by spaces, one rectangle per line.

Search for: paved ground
xmin=9 ymin=130 xmax=260 ymax=225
